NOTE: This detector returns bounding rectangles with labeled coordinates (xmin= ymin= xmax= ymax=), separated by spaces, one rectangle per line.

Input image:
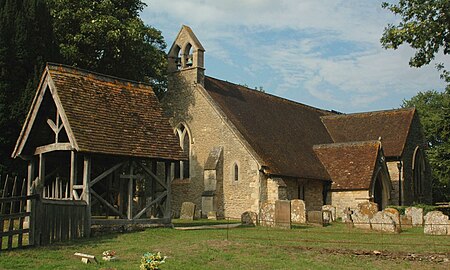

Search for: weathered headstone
xmin=424 ymin=211 xmax=449 ymax=235
xmin=405 ymin=207 xmax=424 ymax=227
xmin=357 ymin=201 xmax=379 ymax=219
xmin=322 ymin=210 xmax=332 ymax=225
xmin=180 ymin=202 xmax=196 ymax=220
xmin=383 ymin=208 xmax=401 ymax=232
xmin=275 ymin=200 xmax=291 ymax=229
xmin=322 ymin=205 xmax=336 ymax=222
xmin=343 ymin=207 xmax=353 ymax=228
xmin=260 ymin=201 xmax=275 ymax=227
xmin=307 ymin=211 xmax=324 ymax=227
xmin=400 ymin=215 xmax=413 ymax=229
xmin=207 ymin=211 xmax=217 ymax=220
xmin=371 ymin=211 xmax=398 ymax=233
xmin=351 ymin=212 xmax=371 ymax=230
xmin=241 ymin=211 xmax=258 ymax=226
xmin=291 ymin=199 xmax=306 ymax=224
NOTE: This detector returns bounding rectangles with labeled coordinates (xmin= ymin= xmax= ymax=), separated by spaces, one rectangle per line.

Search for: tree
xmin=402 ymin=86 xmax=450 ymax=202
xmin=0 ymin=0 xmax=59 ymax=175
xmin=381 ymin=0 xmax=450 ymax=82
xmin=47 ymin=0 xmax=167 ymax=95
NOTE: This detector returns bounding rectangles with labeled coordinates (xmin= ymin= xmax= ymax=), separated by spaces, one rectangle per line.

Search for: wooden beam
xmin=127 ymin=162 xmax=133 ymax=220
xmin=136 ymin=162 xmax=167 ymax=189
xmin=90 ymin=189 xmax=127 ymax=219
xmin=82 ymin=155 xmax=91 ymax=237
xmin=164 ymin=162 xmax=172 ymax=219
xmin=91 ymin=218 xmax=171 ymax=226
xmin=26 ymin=158 xmax=35 ymax=214
xmin=70 ymin=151 xmax=77 ymax=200
xmin=34 ymin=143 xmax=72 ymax=155
xmin=89 ymin=161 xmax=125 ymax=187
xmin=133 ymin=191 xmax=167 ymax=220
xmin=38 ymin=153 xmax=45 ymax=183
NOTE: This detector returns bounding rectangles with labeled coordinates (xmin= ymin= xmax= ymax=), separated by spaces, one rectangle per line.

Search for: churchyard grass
xmin=0 ymin=221 xmax=448 ymax=270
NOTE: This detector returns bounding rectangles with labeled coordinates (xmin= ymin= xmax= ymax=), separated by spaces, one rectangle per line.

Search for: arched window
xmin=184 ymin=43 xmax=193 ymax=67
xmin=175 ymin=123 xmax=190 ymax=179
xmin=412 ymin=146 xmax=425 ymax=199
xmin=233 ymin=163 xmax=239 ymax=182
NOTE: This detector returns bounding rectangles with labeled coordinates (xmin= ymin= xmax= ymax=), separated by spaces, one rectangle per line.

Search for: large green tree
xmin=402 ymin=87 xmax=450 ymax=202
xmin=381 ymin=0 xmax=450 ymax=82
xmin=47 ymin=0 xmax=167 ymax=94
xmin=0 ymin=0 xmax=59 ymax=175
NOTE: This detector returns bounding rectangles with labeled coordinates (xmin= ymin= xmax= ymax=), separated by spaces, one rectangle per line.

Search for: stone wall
xmin=284 ymin=178 xmax=324 ymax=211
xmin=165 ymin=71 xmax=262 ymax=219
xmin=331 ymin=190 xmax=369 ymax=218
xmin=387 ymin=161 xmax=401 ymax=205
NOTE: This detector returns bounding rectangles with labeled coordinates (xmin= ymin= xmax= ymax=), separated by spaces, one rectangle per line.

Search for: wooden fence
xmin=0 ymin=175 xmax=87 ymax=251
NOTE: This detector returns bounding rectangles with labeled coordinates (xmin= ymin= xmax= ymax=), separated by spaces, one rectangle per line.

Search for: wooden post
xmin=82 ymin=155 xmax=91 ymax=237
xmin=70 ymin=151 xmax=77 ymax=200
xmin=164 ymin=162 xmax=172 ymax=219
xmin=38 ymin=153 xmax=45 ymax=184
xmin=127 ymin=161 xmax=134 ymax=220
xmin=26 ymin=158 xmax=35 ymax=222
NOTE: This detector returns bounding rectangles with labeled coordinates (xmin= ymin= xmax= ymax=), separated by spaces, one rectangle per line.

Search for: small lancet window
xmin=233 ymin=163 xmax=239 ymax=182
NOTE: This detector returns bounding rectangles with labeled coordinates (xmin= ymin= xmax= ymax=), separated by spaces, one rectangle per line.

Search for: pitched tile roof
xmin=321 ymin=108 xmax=415 ymax=158
xmin=203 ymin=76 xmax=334 ymax=180
xmin=15 ymin=63 xmax=186 ymax=160
xmin=314 ymin=141 xmax=381 ymax=190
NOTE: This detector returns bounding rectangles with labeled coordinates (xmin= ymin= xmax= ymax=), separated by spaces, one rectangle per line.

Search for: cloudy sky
xmin=141 ymin=0 xmax=447 ymax=113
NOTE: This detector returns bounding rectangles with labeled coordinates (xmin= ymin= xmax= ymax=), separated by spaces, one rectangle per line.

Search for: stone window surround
xmin=174 ymin=122 xmax=192 ymax=179
xmin=231 ymin=161 xmax=240 ymax=183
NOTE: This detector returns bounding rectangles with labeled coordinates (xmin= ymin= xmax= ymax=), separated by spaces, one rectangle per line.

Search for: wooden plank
xmin=34 ymin=143 xmax=72 ymax=155
xmin=137 ymin=162 xmax=167 ymax=189
xmin=82 ymin=155 xmax=91 ymax=237
xmin=0 ymin=194 xmax=39 ymax=203
xmin=0 ymin=212 xmax=30 ymax=221
xmin=38 ymin=154 xmax=45 ymax=188
xmin=91 ymin=218 xmax=171 ymax=226
xmin=70 ymin=151 xmax=77 ymax=200
xmin=89 ymin=162 xmax=125 ymax=187
xmin=90 ymin=189 xmax=126 ymax=219
xmin=0 ymin=228 xmax=30 ymax=237
xmin=41 ymin=198 xmax=86 ymax=206
xmin=127 ymin=162 xmax=133 ymax=220
xmin=133 ymin=191 xmax=167 ymax=220
xmin=164 ymin=162 xmax=172 ymax=219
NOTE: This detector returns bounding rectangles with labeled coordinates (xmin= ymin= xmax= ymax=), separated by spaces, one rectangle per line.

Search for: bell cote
xmin=168 ymin=25 xmax=205 ymax=85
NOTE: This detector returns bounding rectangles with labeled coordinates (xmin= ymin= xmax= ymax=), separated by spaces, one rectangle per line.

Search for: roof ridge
xmin=205 ymin=76 xmax=334 ymax=115
xmin=321 ymin=107 xmax=415 ymax=119
xmin=313 ymin=140 xmax=380 ymax=149
xmin=46 ymin=62 xmax=153 ymax=88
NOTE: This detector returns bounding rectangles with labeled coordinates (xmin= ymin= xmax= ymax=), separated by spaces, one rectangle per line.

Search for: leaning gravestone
xmin=351 ymin=211 xmax=371 ymax=230
xmin=322 ymin=205 xmax=336 ymax=221
xmin=241 ymin=211 xmax=258 ymax=226
xmin=180 ymin=202 xmax=196 ymax=220
xmin=405 ymin=207 xmax=424 ymax=227
xmin=307 ymin=211 xmax=324 ymax=227
xmin=275 ymin=200 xmax=291 ymax=229
xmin=371 ymin=211 xmax=398 ymax=233
xmin=383 ymin=208 xmax=401 ymax=232
xmin=260 ymin=202 xmax=275 ymax=227
xmin=424 ymin=211 xmax=449 ymax=235
xmin=291 ymin=199 xmax=306 ymax=224
xmin=357 ymin=201 xmax=379 ymax=219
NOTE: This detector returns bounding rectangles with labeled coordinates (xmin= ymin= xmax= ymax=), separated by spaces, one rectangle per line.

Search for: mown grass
xmin=0 ymin=221 xmax=449 ymax=270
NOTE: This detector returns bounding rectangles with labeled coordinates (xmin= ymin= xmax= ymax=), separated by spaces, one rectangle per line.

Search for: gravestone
xmin=241 ymin=211 xmax=258 ymax=226
xmin=307 ymin=211 xmax=324 ymax=226
xmin=322 ymin=210 xmax=332 ymax=225
xmin=351 ymin=212 xmax=371 ymax=230
xmin=371 ymin=211 xmax=398 ymax=233
xmin=260 ymin=201 xmax=275 ymax=227
xmin=383 ymin=208 xmax=401 ymax=232
xmin=424 ymin=211 xmax=449 ymax=235
xmin=275 ymin=200 xmax=291 ymax=229
xmin=291 ymin=199 xmax=306 ymax=224
xmin=400 ymin=215 xmax=413 ymax=229
xmin=357 ymin=201 xmax=378 ymax=219
xmin=322 ymin=205 xmax=336 ymax=221
xmin=180 ymin=202 xmax=196 ymax=220
xmin=405 ymin=207 xmax=423 ymax=227
xmin=207 ymin=211 xmax=217 ymax=220
xmin=343 ymin=208 xmax=353 ymax=228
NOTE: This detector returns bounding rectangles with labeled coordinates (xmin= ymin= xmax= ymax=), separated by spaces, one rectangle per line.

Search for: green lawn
xmin=0 ymin=221 xmax=449 ymax=270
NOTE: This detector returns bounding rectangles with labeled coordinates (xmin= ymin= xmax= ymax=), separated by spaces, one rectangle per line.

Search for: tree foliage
xmin=381 ymin=0 xmax=450 ymax=82
xmin=402 ymin=86 xmax=450 ymax=202
xmin=47 ymin=0 xmax=168 ymax=94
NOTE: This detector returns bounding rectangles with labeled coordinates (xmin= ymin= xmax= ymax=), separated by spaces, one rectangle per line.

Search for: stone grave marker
xmin=260 ymin=201 xmax=275 ymax=227
xmin=275 ymin=200 xmax=291 ymax=229
xmin=322 ymin=210 xmax=332 ymax=225
xmin=343 ymin=207 xmax=353 ymax=228
xmin=241 ymin=211 xmax=258 ymax=226
xmin=383 ymin=208 xmax=401 ymax=232
xmin=424 ymin=211 xmax=449 ymax=235
xmin=322 ymin=205 xmax=336 ymax=221
xmin=307 ymin=211 xmax=323 ymax=227
xmin=405 ymin=207 xmax=423 ymax=227
xmin=291 ymin=199 xmax=306 ymax=224
xmin=371 ymin=211 xmax=398 ymax=233
xmin=351 ymin=212 xmax=371 ymax=230
xmin=180 ymin=202 xmax=196 ymax=220
xmin=207 ymin=211 xmax=217 ymax=220
xmin=357 ymin=201 xmax=378 ymax=219
xmin=400 ymin=215 xmax=413 ymax=229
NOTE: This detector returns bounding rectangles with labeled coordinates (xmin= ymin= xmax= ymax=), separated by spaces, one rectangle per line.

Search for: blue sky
xmin=142 ymin=0 xmax=447 ymax=113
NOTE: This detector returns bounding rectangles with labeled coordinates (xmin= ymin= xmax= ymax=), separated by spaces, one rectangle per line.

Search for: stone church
xmin=163 ymin=26 xmax=432 ymax=219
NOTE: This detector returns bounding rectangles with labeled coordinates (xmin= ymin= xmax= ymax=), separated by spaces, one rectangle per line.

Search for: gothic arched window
xmin=233 ymin=162 xmax=239 ymax=182
xmin=175 ymin=123 xmax=190 ymax=179
xmin=412 ymin=146 xmax=425 ymax=199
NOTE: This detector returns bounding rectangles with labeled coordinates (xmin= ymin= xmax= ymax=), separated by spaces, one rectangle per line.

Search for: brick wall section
xmin=331 ymin=190 xmax=370 ymax=218
xmin=164 ymin=71 xmax=262 ymax=219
